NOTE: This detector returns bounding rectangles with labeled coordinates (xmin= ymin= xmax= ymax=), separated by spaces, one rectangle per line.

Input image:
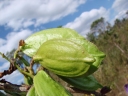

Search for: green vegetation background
xmin=87 ymin=16 xmax=128 ymax=96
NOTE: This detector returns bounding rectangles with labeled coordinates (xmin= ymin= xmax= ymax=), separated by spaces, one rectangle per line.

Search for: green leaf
xmin=34 ymin=70 xmax=72 ymax=96
xmin=59 ymin=75 xmax=103 ymax=91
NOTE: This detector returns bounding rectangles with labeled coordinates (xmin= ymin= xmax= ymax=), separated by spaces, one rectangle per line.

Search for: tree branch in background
xmin=0 ymin=79 xmax=30 ymax=95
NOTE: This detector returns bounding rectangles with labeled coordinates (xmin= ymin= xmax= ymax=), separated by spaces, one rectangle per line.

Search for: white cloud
xmin=112 ymin=0 xmax=128 ymax=19
xmin=23 ymin=20 xmax=35 ymax=28
xmin=0 ymin=62 xmax=10 ymax=72
xmin=0 ymin=29 xmax=32 ymax=62
xmin=112 ymin=0 xmax=128 ymax=12
xmin=0 ymin=29 xmax=32 ymax=54
xmin=0 ymin=0 xmax=86 ymax=30
xmin=114 ymin=10 xmax=128 ymax=19
xmin=2 ymin=70 xmax=24 ymax=84
xmin=0 ymin=38 xmax=6 ymax=46
xmin=64 ymin=7 xmax=109 ymax=37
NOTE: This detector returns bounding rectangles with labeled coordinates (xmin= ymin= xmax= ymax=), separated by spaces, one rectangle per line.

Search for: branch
xmin=0 ymin=79 xmax=30 ymax=95
xmin=0 ymin=53 xmax=34 ymax=79
xmin=66 ymin=87 xmax=108 ymax=96
xmin=114 ymin=42 xmax=124 ymax=53
xmin=0 ymin=52 xmax=17 ymax=78
xmin=0 ymin=61 xmax=17 ymax=78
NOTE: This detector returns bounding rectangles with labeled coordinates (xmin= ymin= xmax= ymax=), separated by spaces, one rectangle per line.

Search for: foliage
xmin=0 ymin=91 xmax=6 ymax=96
xmin=87 ymin=14 xmax=128 ymax=95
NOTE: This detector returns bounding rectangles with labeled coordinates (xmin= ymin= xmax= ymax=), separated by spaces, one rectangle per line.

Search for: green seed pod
xmin=20 ymin=28 xmax=84 ymax=57
xmin=59 ymin=75 xmax=103 ymax=91
xmin=33 ymin=39 xmax=95 ymax=77
xmin=71 ymin=38 xmax=105 ymax=75
xmin=34 ymin=70 xmax=72 ymax=96
xmin=20 ymin=28 xmax=105 ymax=76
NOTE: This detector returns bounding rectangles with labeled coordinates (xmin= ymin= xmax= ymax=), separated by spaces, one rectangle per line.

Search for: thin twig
xmin=0 ymin=53 xmax=17 ymax=78
xmin=29 ymin=59 xmax=35 ymax=75
xmin=0 ymin=52 xmax=10 ymax=62
xmin=12 ymin=59 xmax=34 ymax=78
xmin=0 ymin=62 xmax=17 ymax=78
xmin=0 ymin=52 xmax=34 ymax=78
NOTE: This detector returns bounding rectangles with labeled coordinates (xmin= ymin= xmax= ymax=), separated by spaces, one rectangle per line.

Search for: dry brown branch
xmin=0 ymin=79 xmax=30 ymax=95
xmin=0 ymin=61 xmax=17 ymax=78
xmin=0 ymin=52 xmax=17 ymax=78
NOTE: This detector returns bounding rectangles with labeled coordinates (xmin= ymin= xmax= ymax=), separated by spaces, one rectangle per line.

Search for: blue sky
xmin=0 ymin=0 xmax=128 ymax=84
